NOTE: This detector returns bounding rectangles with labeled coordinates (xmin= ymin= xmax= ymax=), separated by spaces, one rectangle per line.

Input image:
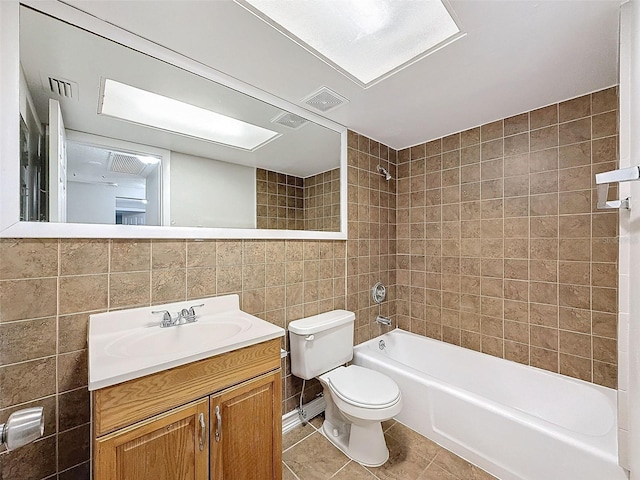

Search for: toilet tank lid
xmin=288 ymin=310 xmax=355 ymax=335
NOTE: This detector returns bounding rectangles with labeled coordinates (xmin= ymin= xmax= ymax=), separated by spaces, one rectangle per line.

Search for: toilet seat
xmin=324 ymin=365 xmax=401 ymax=409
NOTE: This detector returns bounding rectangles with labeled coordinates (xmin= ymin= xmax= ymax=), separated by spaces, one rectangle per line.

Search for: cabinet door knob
xmin=215 ymin=406 xmax=222 ymax=443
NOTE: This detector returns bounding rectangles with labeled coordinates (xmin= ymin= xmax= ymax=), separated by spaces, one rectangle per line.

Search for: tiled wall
xmin=0 ymin=237 xmax=348 ymax=478
xmin=255 ymin=168 xmax=341 ymax=232
xmin=304 ymin=168 xmax=341 ymax=232
xmin=256 ymin=168 xmax=340 ymax=232
xmin=256 ymin=169 xmax=304 ymax=230
xmin=346 ymin=132 xmax=398 ymax=344
xmin=395 ymin=87 xmax=619 ymax=388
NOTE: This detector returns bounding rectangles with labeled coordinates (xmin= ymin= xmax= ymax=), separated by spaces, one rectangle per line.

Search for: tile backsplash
xmin=0 ymin=87 xmax=619 ymax=479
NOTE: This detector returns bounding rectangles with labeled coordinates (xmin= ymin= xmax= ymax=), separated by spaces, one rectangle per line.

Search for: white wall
xmin=619 ymin=1 xmax=640 ymax=477
xmin=145 ymin=164 xmax=161 ymax=226
xmin=169 ymin=151 xmax=256 ymax=228
xmin=67 ymin=181 xmax=144 ymax=224
xmin=67 ymin=182 xmax=115 ymax=224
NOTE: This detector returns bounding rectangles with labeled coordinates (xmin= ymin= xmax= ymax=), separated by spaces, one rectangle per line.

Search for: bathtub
xmin=352 ymin=329 xmax=628 ymax=480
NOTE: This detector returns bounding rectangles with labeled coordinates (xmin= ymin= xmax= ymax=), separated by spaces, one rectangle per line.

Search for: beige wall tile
xmin=58 ymin=387 xmax=90 ymax=431
xmin=58 ymin=424 xmax=90 ymax=471
xmin=59 ymin=312 xmax=93 ymax=354
xmin=151 ymin=269 xmax=186 ymax=304
xmin=0 ymin=357 xmax=56 ymax=408
xmin=186 ymin=240 xmax=216 ymax=268
xmin=0 ymin=239 xmax=58 ymax=280
xmin=59 ymin=275 xmax=108 ymax=315
xmin=0 ymin=317 xmax=56 ymax=364
xmin=186 ymin=267 xmax=216 ymax=300
xmin=0 ymin=278 xmax=57 ymax=322
xmin=110 ymin=239 xmax=151 ymax=272
xmin=591 ymin=87 xmax=617 ymax=114
xmin=0 ymin=435 xmax=56 ymax=479
xmin=58 ymin=350 xmax=88 ymax=393
xmin=559 ymin=353 xmax=592 ymax=381
xmin=530 ymin=104 xmax=558 ymax=129
xmin=110 ymin=271 xmax=150 ymax=309
xmin=559 ymin=95 xmax=591 ymax=122
xmin=152 ymin=240 xmax=186 ymax=269
xmin=60 ymin=239 xmax=108 ymax=276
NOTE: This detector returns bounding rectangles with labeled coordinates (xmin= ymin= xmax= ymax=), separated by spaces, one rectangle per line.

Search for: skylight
xmin=237 ymin=0 xmax=463 ymax=88
xmin=99 ymin=79 xmax=280 ymax=151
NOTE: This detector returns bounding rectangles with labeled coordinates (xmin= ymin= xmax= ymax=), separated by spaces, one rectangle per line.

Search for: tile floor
xmin=282 ymin=415 xmax=498 ymax=480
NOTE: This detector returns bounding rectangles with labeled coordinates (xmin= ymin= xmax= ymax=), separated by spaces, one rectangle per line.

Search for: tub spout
xmin=376 ymin=315 xmax=392 ymax=326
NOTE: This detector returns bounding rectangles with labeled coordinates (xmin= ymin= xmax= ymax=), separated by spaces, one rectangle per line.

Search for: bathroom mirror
xmin=0 ymin=1 xmax=347 ymax=239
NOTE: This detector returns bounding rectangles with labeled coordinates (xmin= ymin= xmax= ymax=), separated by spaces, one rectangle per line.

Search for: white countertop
xmin=88 ymin=294 xmax=284 ymax=391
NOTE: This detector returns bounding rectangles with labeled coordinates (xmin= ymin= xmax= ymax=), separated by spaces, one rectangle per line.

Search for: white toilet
xmin=288 ymin=310 xmax=402 ymax=467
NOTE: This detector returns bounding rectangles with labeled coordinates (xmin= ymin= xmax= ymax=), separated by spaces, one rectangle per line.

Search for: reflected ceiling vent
xmin=108 ymin=152 xmax=146 ymax=175
xmin=42 ymin=73 xmax=79 ymax=101
xmin=302 ymin=86 xmax=348 ymax=112
xmin=271 ymin=111 xmax=309 ymax=129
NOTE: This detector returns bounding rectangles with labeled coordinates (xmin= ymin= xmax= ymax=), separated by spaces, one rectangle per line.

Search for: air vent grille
xmin=46 ymin=76 xmax=78 ymax=100
xmin=302 ymin=87 xmax=348 ymax=112
xmin=108 ymin=153 xmax=145 ymax=175
xmin=271 ymin=112 xmax=309 ymax=129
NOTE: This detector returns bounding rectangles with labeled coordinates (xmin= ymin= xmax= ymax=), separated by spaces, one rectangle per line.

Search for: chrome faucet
xmin=152 ymin=310 xmax=179 ymax=328
xmin=153 ymin=304 xmax=204 ymax=328
xmin=180 ymin=304 xmax=204 ymax=323
xmin=375 ymin=315 xmax=392 ymax=326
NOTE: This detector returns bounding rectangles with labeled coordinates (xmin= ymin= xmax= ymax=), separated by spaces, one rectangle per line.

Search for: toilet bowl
xmin=319 ymin=365 xmax=402 ymax=466
xmin=288 ymin=310 xmax=403 ymax=467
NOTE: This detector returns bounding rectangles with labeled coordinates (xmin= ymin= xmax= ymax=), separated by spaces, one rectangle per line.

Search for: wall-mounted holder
xmin=0 ymin=407 xmax=44 ymax=450
xmin=594 ymin=165 xmax=638 ymax=210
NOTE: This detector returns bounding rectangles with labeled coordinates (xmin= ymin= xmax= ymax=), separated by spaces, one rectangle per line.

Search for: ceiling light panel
xmin=99 ymin=79 xmax=280 ymax=151
xmin=238 ymin=0 xmax=462 ymax=87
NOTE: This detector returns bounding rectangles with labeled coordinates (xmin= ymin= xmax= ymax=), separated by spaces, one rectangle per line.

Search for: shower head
xmin=377 ymin=164 xmax=392 ymax=181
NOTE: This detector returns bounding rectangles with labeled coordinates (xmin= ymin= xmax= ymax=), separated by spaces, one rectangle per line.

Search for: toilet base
xmin=321 ymin=418 xmax=390 ymax=467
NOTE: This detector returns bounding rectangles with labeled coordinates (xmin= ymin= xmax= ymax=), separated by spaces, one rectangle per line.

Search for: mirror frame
xmin=0 ymin=0 xmax=347 ymax=239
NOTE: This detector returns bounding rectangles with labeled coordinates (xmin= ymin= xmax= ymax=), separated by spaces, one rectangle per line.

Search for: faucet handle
xmin=152 ymin=310 xmax=175 ymax=327
xmin=188 ymin=304 xmax=204 ymax=315
xmin=183 ymin=304 xmax=205 ymax=323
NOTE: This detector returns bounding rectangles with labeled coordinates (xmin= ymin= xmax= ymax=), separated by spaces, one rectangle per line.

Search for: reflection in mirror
xmin=18 ymin=5 xmax=342 ymax=231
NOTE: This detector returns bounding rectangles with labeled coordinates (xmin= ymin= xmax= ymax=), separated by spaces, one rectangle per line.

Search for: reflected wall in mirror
xmin=18 ymin=5 xmax=342 ymax=232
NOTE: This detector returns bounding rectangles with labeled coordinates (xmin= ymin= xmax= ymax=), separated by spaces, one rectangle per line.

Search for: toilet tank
xmin=288 ymin=310 xmax=355 ymax=380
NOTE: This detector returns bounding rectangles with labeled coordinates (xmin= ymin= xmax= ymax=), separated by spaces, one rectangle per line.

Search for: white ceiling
xmin=63 ymin=0 xmax=623 ymax=151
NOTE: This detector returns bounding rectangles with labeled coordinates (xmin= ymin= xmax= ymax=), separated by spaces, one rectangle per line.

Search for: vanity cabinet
xmin=210 ymin=372 xmax=281 ymax=480
xmin=92 ymin=339 xmax=282 ymax=480
xmin=95 ymin=398 xmax=209 ymax=480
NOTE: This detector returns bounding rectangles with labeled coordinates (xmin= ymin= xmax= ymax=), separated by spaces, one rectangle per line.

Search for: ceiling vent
xmin=108 ymin=152 xmax=145 ymax=175
xmin=271 ymin=111 xmax=309 ymax=129
xmin=42 ymin=74 xmax=79 ymax=100
xmin=302 ymin=86 xmax=348 ymax=112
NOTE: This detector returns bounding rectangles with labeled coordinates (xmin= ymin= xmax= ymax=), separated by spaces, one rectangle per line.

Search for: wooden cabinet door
xmin=95 ymin=398 xmax=209 ymax=480
xmin=210 ymin=371 xmax=282 ymax=480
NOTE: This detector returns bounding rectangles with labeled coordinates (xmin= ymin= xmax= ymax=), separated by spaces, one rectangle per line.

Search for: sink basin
xmin=88 ymin=294 xmax=285 ymax=390
xmin=105 ymin=317 xmax=252 ymax=358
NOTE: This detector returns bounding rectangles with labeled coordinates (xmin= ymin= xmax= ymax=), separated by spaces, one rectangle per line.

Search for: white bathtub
xmin=353 ymin=329 xmax=628 ymax=480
